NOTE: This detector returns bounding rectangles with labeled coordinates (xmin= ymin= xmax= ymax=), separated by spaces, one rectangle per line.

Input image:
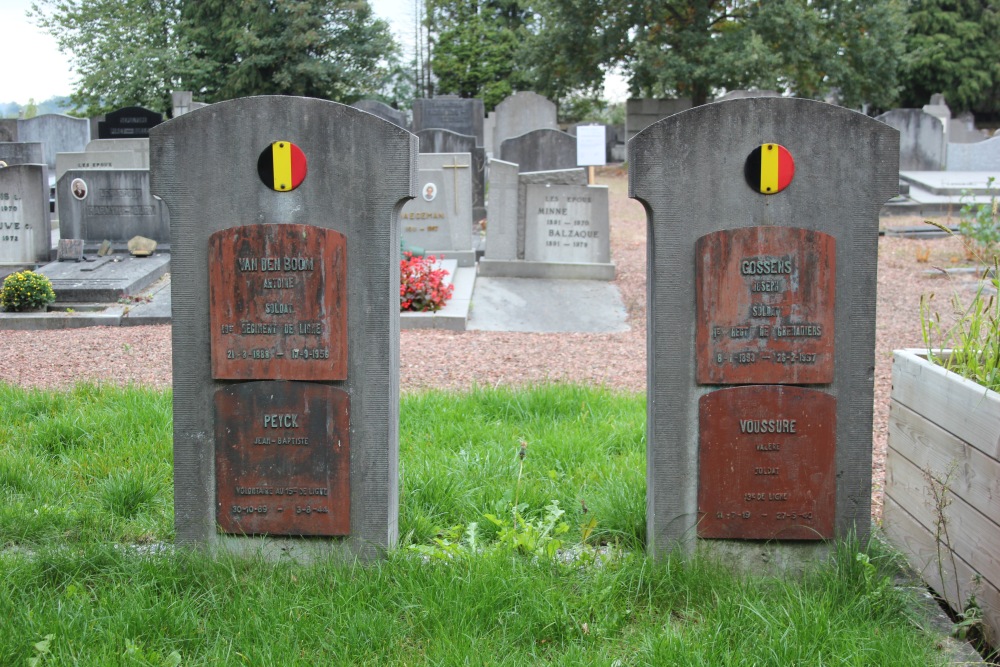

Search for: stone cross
xmin=440 ymin=155 xmax=469 ymax=213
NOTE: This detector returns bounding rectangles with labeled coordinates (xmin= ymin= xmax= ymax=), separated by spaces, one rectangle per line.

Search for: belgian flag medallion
xmin=257 ymin=141 xmax=308 ymax=192
xmin=744 ymin=143 xmax=794 ymax=195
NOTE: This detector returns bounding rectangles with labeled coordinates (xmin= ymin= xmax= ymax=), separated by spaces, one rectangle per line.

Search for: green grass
xmin=0 ymin=382 xmax=951 ymax=665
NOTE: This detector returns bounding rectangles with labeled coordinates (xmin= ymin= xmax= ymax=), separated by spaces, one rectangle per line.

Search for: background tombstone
xmin=85 ymin=139 xmax=151 ymax=168
xmin=480 ymin=167 xmax=613 ymax=279
xmin=17 ymin=114 xmax=91 ymax=172
xmin=630 ymin=98 xmax=898 ymax=561
xmin=57 ymin=169 xmax=170 ymax=249
xmin=947 ymin=136 xmax=1000 ymax=171
xmin=416 ymin=129 xmax=486 ymax=220
xmin=0 ymin=142 xmax=44 ymax=167
xmin=399 ymin=152 xmax=475 ymax=266
xmin=491 ymin=91 xmax=557 ymax=154
xmin=0 ymin=120 xmax=17 ymax=143
xmin=151 ymin=96 xmax=416 ymax=560
xmin=499 ymin=128 xmax=577 ymax=173
xmin=55 ymin=151 xmax=143 ymax=183
xmin=351 ymin=100 xmax=408 ymax=130
xmin=484 ymin=159 xmax=518 ymax=261
xmin=411 ymin=96 xmax=485 ymax=146
xmin=876 ymin=108 xmax=945 ymax=171
xmin=171 ymin=91 xmax=208 ymax=117
xmin=0 ymin=164 xmax=51 ymax=267
xmin=625 ymin=98 xmax=693 ymax=143
xmin=98 ymin=106 xmax=163 ymax=139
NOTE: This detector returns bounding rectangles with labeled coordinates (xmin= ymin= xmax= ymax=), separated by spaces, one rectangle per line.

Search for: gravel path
xmin=0 ymin=166 xmax=987 ymax=521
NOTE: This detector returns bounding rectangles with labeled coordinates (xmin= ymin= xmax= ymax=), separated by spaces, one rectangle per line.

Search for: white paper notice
xmin=576 ymin=125 xmax=607 ymax=166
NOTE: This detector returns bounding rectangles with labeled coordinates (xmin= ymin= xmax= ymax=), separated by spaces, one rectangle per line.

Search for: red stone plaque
xmin=215 ymin=381 xmax=350 ymax=536
xmin=209 ymin=224 xmax=347 ymax=380
xmin=695 ymin=227 xmax=835 ymax=385
xmin=697 ymin=385 xmax=836 ymax=540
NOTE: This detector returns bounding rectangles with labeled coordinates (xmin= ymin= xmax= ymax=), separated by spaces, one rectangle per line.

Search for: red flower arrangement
xmin=400 ymin=252 xmax=455 ymax=312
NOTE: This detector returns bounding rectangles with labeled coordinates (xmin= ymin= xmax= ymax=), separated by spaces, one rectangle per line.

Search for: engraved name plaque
xmin=698 ymin=385 xmax=836 ymax=540
xmin=209 ymin=224 xmax=347 ymax=380
xmin=695 ymin=227 xmax=835 ymax=385
xmin=215 ymin=381 xmax=350 ymax=536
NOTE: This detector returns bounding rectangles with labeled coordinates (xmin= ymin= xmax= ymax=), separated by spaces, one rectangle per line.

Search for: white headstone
xmin=398 ymin=153 xmax=475 ymax=266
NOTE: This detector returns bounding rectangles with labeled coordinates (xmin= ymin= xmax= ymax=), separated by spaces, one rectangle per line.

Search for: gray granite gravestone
xmin=351 ymin=100 xmax=408 ymax=130
xmin=0 ymin=120 xmax=17 ymax=143
xmin=499 ymin=129 xmax=577 ymax=173
xmin=523 ymin=184 xmax=610 ymax=265
xmin=57 ymin=169 xmax=169 ymax=248
xmin=0 ymin=142 xmax=44 ymax=167
xmin=0 ymin=164 xmax=51 ymax=265
xmin=55 ymin=151 xmax=143 ymax=183
xmin=151 ymin=96 xmax=416 ymax=560
xmin=625 ymin=98 xmax=693 ymax=143
xmin=947 ymin=136 xmax=1000 ymax=171
xmin=412 ymin=96 xmax=485 ymax=146
xmin=98 ymin=106 xmax=163 ymax=139
xmin=480 ymin=168 xmax=612 ymax=279
xmin=416 ymin=129 xmax=486 ymax=219
xmin=630 ymin=98 xmax=898 ymax=563
xmin=17 ymin=114 xmax=90 ymax=171
xmin=491 ymin=92 xmax=557 ymax=153
xmin=876 ymin=109 xmax=945 ymax=171
xmin=484 ymin=159 xmax=518 ymax=261
xmin=399 ymin=153 xmax=475 ymax=266
xmin=85 ymin=139 xmax=151 ymax=168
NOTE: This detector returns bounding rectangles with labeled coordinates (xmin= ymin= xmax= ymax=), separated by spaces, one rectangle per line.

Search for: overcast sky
xmin=1 ymin=0 xmax=624 ymax=106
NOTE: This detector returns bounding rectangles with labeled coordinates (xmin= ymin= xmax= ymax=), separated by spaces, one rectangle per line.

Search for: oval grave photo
xmin=422 ymin=182 xmax=438 ymax=202
xmin=71 ymin=177 xmax=88 ymax=200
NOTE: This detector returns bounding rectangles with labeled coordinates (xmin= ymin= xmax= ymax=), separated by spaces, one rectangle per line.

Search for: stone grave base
xmin=0 ymin=272 xmax=170 ymax=330
xmin=467 ymin=277 xmax=628 ymax=333
xmin=423 ymin=249 xmax=477 ymax=268
xmin=401 ymin=259 xmax=476 ymax=331
xmin=37 ymin=253 xmax=170 ymax=302
xmin=478 ymin=258 xmax=616 ymax=281
xmin=882 ymin=170 xmax=1000 ymax=216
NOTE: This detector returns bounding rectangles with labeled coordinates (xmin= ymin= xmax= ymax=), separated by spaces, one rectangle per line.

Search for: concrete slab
xmin=37 ymin=253 xmax=170 ymax=302
xmin=478 ymin=258 xmax=616 ymax=280
xmin=467 ymin=276 xmax=629 ymax=333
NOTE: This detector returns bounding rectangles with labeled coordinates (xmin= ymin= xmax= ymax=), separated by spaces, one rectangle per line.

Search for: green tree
xmin=532 ymin=0 xmax=908 ymax=109
xmin=900 ymin=0 xmax=1000 ymax=113
xmin=31 ymin=0 xmax=399 ymax=115
xmin=29 ymin=0 xmax=185 ymax=115
xmin=22 ymin=99 xmax=39 ymax=119
xmin=183 ymin=0 xmax=398 ymax=103
xmin=427 ymin=0 xmax=533 ymax=109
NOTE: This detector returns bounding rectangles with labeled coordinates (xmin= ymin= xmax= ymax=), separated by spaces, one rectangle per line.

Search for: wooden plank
xmin=891 ymin=349 xmax=1000 ymax=460
xmin=889 ymin=399 xmax=1000 ymax=526
xmin=885 ymin=449 xmax=1000 ymax=593
xmin=884 ymin=495 xmax=1000 ymax=647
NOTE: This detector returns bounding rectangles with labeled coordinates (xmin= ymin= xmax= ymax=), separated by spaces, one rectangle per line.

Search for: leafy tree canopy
xmin=900 ymin=0 xmax=1000 ymax=113
xmin=30 ymin=0 xmax=185 ymax=116
xmin=427 ymin=0 xmax=533 ymax=109
xmin=183 ymin=0 xmax=398 ymax=104
xmin=30 ymin=0 xmax=399 ymax=116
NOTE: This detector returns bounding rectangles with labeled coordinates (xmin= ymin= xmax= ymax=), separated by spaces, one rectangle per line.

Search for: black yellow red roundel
xmin=744 ymin=143 xmax=794 ymax=195
xmin=257 ymin=141 xmax=307 ymax=192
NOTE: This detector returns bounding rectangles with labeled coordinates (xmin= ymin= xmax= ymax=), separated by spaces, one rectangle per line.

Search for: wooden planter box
xmin=884 ymin=349 xmax=1000 ymax=646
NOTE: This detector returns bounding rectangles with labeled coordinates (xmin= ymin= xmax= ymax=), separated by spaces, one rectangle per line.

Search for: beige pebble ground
xmin=0 ymin=166 xmax=988 ymax=522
